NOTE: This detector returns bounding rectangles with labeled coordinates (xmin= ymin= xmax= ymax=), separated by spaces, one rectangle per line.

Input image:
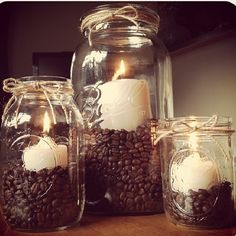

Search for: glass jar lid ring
xmin=3 ymin=78 xmax=72 ymax=127
xmin=81 ymin=5 xmax=155 ymax=46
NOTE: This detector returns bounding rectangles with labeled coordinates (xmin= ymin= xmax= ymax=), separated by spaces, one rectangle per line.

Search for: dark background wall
xmin=1 ymin=1 xmax=236 ymax=78
xmin=0 ymin=1 xmax=236 ymax=129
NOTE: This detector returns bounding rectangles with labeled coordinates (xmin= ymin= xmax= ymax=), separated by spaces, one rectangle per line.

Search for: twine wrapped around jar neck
xmin=81 ymin=5 xmax=160 ymax=46
xmin=155 ymin=115 xmax=235 ymax=161
xmin=2 ymin=78 xmax=74 ymax=127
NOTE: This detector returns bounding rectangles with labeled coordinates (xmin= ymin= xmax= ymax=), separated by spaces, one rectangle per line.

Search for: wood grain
xmin=1 ymin=214 xmax=235 ymax=236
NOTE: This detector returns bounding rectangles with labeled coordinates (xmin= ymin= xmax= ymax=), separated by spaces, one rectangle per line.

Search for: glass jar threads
xmin=159 ymin=116 xmax=234 ymax=228
xmin=71 ymin=4 xmax=173 ymax=214
xmin=0 ymin=76 xmax=85 ymax=231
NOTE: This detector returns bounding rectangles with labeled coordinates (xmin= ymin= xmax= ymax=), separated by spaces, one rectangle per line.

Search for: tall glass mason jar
xmin=0 ymin=76 xmax=85 ymax=232
xmin=71 ymin=4 xmax=173 ymax=214
xmin=159 ymin=116 xmax=234 ymax=228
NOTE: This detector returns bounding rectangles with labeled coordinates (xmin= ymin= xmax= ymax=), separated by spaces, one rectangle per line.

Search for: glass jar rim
xmin=159 ymin=116 xmax=234 ymax=134
xmin=80 ymin=3 xmax=160 ymax=36
xmin=82 ymin=3 xmax=159 ymax=21
xmin=161 ymin=116 xmax=232 ymax=126
xmin=18 ymin=75 xmax=69 ymax=83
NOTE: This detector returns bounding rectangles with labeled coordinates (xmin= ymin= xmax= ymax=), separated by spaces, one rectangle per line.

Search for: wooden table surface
xmin=1 ymin=214 xmax=236 ymax=236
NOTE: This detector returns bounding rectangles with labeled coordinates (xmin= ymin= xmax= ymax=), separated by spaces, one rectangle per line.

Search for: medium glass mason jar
xmin=71 ymin=4 xmax=173 ymax=214
xmin=0 ymin=76 xmax=85 ymax=232
xmin=159 ymin=116 xmax=234 ymax=228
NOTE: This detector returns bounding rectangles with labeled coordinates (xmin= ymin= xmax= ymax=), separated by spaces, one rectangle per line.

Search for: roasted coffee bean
xmin=135 ymin=142 xmax=143 ymax=148
xmin=52 ymin=199 xmax=61 ymax=208
xmin=134 ymin=196 xmax=142 ymax=204
xmin=125 ymin=141 xmax=134 ymax=149
xmin=30 ymin=183 xmax=39 ymax=195
xmin=132 ymin=159 xmax=141 ymax=165
xmin=1 ymin=162 xmax=79 ymax=230
xmin=166 ymin=182 xmax=233 ymax=227
xmin=126 ymin=198 xmax=134 ymax=208
xmin=111 ymin=140 xmax=119 ymax=146
xmin=84 ymin=120 xmax=163 ymax=214
xmin=39 ymin=182 xmax=48 ymax=192
xmin=4 ymin=190 xmax=12 ymax=200
xmin=36 ymin=212 xmax=45 ymax=224
xmin=109 ymin=156 xmax=118 ymax=162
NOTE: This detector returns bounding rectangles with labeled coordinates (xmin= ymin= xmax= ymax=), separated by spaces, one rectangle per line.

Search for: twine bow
xmin=81 ymin=5 xmax=140 ymax=46
xmin=154 ymin=115 xmax=220 ymax=145
xmin=2 ymin=78 xmax=73 ymax=127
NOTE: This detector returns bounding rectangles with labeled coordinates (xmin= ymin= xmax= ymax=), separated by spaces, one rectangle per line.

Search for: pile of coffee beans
xmin=84 ymin=119 xmax=163 ymax=214
xmin=164 ymin=181 xmax=233 ymax=228
xmin=1 ymin=160 xmax=79 ymax=230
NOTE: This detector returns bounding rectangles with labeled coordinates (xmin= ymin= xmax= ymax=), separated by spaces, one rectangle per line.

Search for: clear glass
xmin=0 ymin=76 xmax=85 ymax=232
xmin=159 ymin=116 xmax=234 ymax=228
xmin=71 ymin=3 xmax=173 ymax=214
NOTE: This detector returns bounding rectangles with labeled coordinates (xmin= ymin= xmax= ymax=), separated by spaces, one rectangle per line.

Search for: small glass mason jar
xmin=0 ymin=76 xmax=85 ymax=232
xmin=159 ymin=116 xmax=234 ymax=229
xmin=71 ymin=3 xmax=173 ymax=214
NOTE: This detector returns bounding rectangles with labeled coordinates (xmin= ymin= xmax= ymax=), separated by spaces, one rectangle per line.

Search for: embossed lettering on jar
xmin=71 ymin=4 xmax=173 ymax=214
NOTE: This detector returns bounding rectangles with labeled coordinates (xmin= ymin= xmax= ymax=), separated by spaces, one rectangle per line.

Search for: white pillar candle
xmin=22 ymin=112 xmax=68 ymax=171
xmin=171 ymin=152 xmax=218 ymax=194
xmin=98 ymin=79 xmax=152 ymax=131
xmin=23 ymin=137 xmax=68 ymax=171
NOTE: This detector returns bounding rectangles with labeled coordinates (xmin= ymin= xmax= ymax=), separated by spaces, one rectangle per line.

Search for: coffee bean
xmin=120 ymin=192 xmax=126 ymax=200
xmin=132 ymin=159 xmax=141 ymax=165
xmin=111 ymin=140 xmax=119 ymax=146
xmin=125 ymin=160 xmax=131 ymax=165
xmin=165 ymin=182 xmax=233 ymax=227
xmin=30 ymin=183 xmax=39 ymax=195
xmin=109 ymin=156 xmax=118 ymax=162
xmin=104 ymin=129 xmax=112 ymax=136
xmin=193 ymin=201 xmax=200 ymax=207
xmin=111 ymin=134 xmax=120 ymax=140
xmin=116 ymin=182 xmax=124 ymax=188
xmin=52 ymin=212 xmax=59 ymax=220
xmin=135 ymin=175 xmax=144 ymax=182
xmin=138 ymin=188 xmax=145 ymax=195
xmin=4 ymin=190 xmax=12 ymax=200
xmin=129 ymin=149 xmax=139 ymax=154
xmin=120 ymin=132 xmax=126 ymax=140
xmin=126 ymin=198 xmax=134 ymax=208
xmin=198 ymin=194 xmax=206 ymax=200
xmin=134 ymin=196 xmax=142 ymax=204
xmin=102 ymin=135 xmax=110 ymax=142
xmin=126 ymin=133 xmax=133 ymax=141
xmin=125 ymin=141 xmax=134 ymax=149
xmin=1 ymin=161 xmax=80 ymax=231
xmin=52 ymin=199 xmax=61 ymax=208
xmin=84 ymin=120 xmax=163 ymax=214
xmin=36 ymin=212 xmax=45 ymax=224
xmin=135 ymin=142 xmax=143 ymax=148
xmin=39 ymin=182 xmax=48 ymax=192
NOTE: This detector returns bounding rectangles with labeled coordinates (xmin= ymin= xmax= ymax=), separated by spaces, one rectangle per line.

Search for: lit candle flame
xmin=112 ymin=59 xmax=126 ymax=81
xmin=43 ymin=111 xmax=50 ymax=133
xmin=119 ymin=60 xmax=126 ymax=75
